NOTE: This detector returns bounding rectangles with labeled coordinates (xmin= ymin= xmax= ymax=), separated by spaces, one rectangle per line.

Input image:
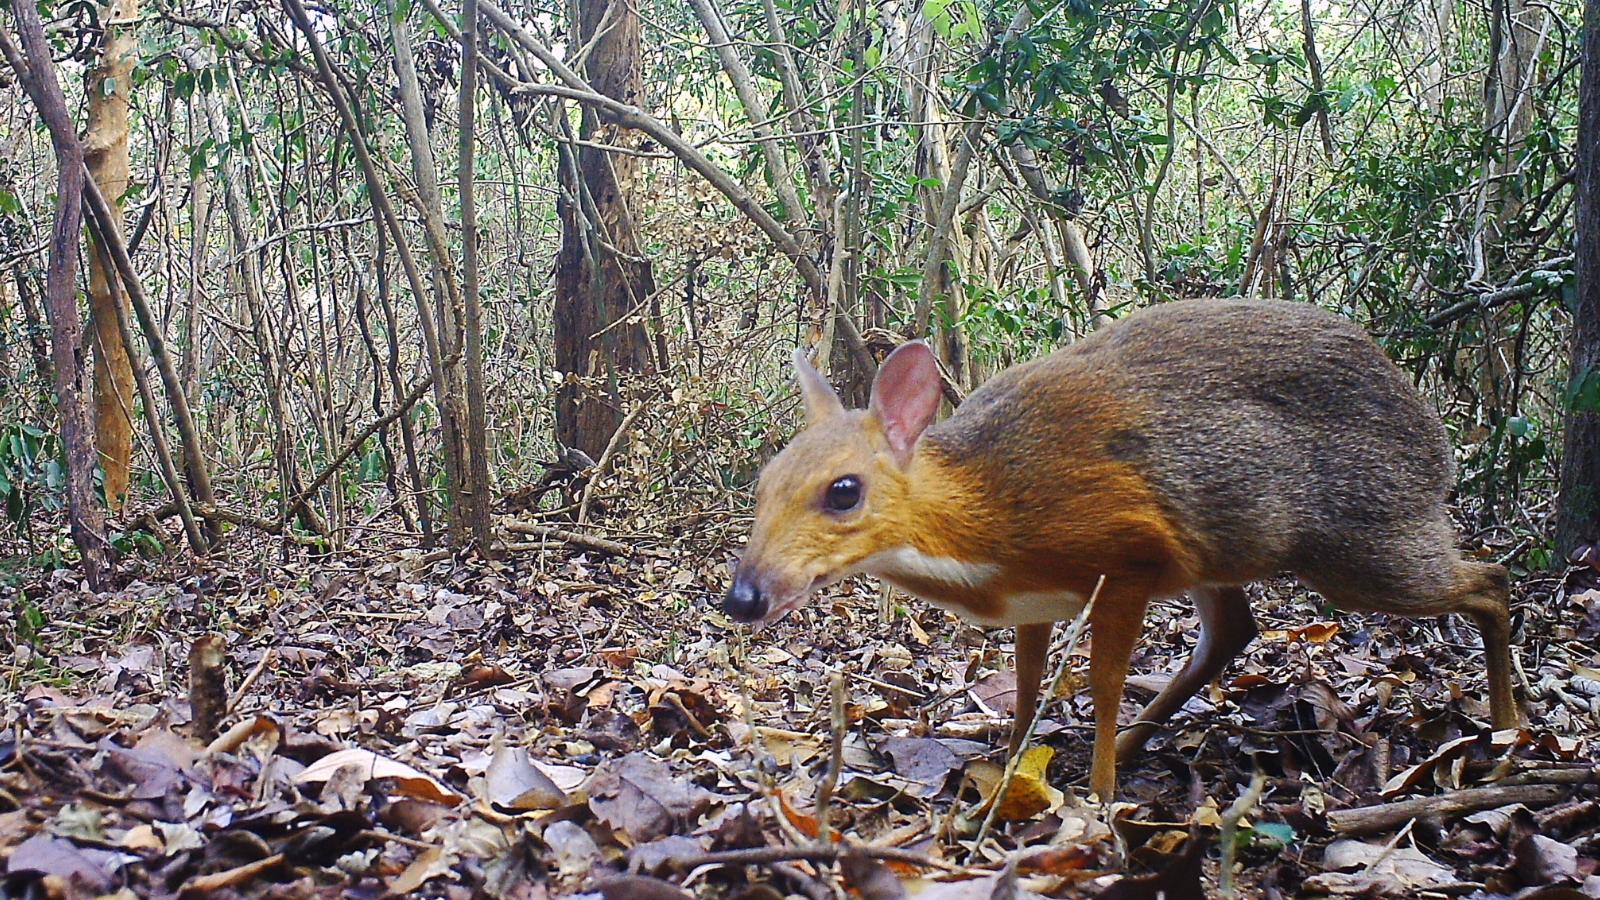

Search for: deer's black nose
xmin=724 ymin=575 xmax=767 ymax=622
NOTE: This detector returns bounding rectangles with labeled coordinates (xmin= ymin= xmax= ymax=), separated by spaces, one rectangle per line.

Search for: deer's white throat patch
xmin=860 ymin=546 xmax=997 ymax=589
xmin=859 ymin=547 xmax=1086 ymax=627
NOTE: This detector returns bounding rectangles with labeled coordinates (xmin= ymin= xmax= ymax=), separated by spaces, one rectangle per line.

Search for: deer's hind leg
xmin=1116 ymin=585 xmax=1256 ymax=762
xmin=1447 ymin=560 xmax=1516 ymax=729
xmin=1305 ymin=546 xmax=1517 ymax=730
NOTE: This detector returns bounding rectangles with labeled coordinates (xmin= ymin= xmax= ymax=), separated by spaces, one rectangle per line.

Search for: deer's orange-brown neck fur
xmin=863 ymin=395 xmax=1202 ymax=625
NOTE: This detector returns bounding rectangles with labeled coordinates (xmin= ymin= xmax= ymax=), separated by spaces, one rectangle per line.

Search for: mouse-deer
xmin=725 ymin=299 xmax=1516 ymax=799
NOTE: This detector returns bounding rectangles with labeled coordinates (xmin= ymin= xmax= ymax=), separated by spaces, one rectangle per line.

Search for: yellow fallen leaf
xmin=972 ymin=746 xmax=1063 ymax=822
xmin=1192 ymin=797 xmax=1222 ymax=828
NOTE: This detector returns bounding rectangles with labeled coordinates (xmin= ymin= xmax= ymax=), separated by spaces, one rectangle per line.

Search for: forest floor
xmin=3 ymin=523 xmax=1600 ymax=899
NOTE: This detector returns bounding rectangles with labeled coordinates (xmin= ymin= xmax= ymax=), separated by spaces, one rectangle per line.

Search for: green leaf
xmin=1292 ymin=92 xmax=1327 ymax=127
xmin=1250 ymin=822 xmax=1296 ymax=849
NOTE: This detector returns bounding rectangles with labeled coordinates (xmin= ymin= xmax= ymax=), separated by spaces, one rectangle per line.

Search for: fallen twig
xmin=357 ymin=828 xmax=440 ymax=852
xmin=146 ymin=501 xmax=329 ymax=546
xmin=205 ymin=714 xmax=283 ymax=756
xmin=1218 ymin=769 xmax=1268 ymax=898
xmin=816 ymin=672 xmax=847 ymax=844
xmin=226 ymin=648 xmax=276 ymax=716
xmin=1327 ymin=782 xmax=1575 ymax=836
xmin=503 ymin=520 xmax=636 ymax=557
xmin=679 ymin=843 xmax=959 ymax=873
xmin=179 ymin=852 xmax=285 ymax=895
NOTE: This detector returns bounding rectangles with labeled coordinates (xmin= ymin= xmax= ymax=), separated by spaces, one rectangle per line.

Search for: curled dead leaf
xmin=484 ymin=745 xmax=567 ymax=811
xmin=294 ymin=748 xmax=463 ymax=805
xmin=1289 ymin=622 xmax=1340 ymax=644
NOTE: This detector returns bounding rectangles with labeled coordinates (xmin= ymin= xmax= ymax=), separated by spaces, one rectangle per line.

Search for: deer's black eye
xmin=825 ymin=476 xmax=863 ymax=512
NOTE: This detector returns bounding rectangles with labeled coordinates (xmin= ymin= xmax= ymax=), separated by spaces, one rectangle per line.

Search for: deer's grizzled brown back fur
xmin=930 ymin=298 xmax=1456 ymax=600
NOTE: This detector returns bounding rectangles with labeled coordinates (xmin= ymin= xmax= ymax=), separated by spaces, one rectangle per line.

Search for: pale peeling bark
xmin=1417 ymin=0 xmax=1454 ymax=112
xmin=84 ymin=0 xmax=139 ymax=512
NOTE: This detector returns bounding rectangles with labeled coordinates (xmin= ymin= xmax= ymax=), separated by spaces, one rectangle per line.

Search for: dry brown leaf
xmin=545 ymin=820 xmax=603 ymax=878
xmin=388 ymin=846 xmax=451 ymax=895
xmin=484 ymin=746 xmax=567 ymax=811
xmin=118 ymin=825 xmax=164 ymax=854
xmin=879 ymin=737 xmax=961 ymax=798
xmin=841 ymin=853 xmax=908 ymax=899
xmin=1307 ymin=840 xmax=1457 ymax=895
xmin=777 ymin=789 xmax=823 ymax=840
xmin=594 ymin=875 xmax=695 ymax=899
xmin=6 ymin=834 xmax=126 ymax=892
xmin=969 ymin=670 xmax=1018 ymax=717
xmin=1289 ymin=622 xmax=1340 ymax=644
xmin=1513 ymin=834 xmax=1580 ymax=886
xmin=294 ymin=748 xmax=464 ymax=805
xmin=588 ymin=753 xmax=717 ymax=843
xmin=1381 ymin=733 xmax=1479 ymax=798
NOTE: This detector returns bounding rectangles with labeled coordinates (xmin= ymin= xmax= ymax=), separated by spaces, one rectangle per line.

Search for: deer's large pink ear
xmin=793 ymin=347 xmax=845 ymax=424
xmin=869 ymin=341 xmax=941 ymax=466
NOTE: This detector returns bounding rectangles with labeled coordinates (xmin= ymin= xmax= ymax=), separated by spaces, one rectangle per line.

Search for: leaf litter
xmin=1 ymin=544 xmax=1598 ymax=898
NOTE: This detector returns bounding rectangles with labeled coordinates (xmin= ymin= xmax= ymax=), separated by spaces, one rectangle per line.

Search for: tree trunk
xmin=553 ymin=0 xmax=659 ymax=459
xmin=1 ymin=10 xmax=111 ymax=587
xmin=389 ymin=7 xmax=474 ymax=544
xmin=1475 ymin=0 xmax=1550 ymax=278
xmin=457 ymin=0 xmax=493 ymax=548
xmin=1556 ymin=0 xmax=1600 ymax=560
xmin=84 ymin=0 xmax=139 ymax=512
xmin=81 ymin=172 xmax=220 ymax=552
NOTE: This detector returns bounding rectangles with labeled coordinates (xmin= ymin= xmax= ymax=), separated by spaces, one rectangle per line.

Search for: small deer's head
xmin=724 ymin=342 xmax=942 ymax=624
